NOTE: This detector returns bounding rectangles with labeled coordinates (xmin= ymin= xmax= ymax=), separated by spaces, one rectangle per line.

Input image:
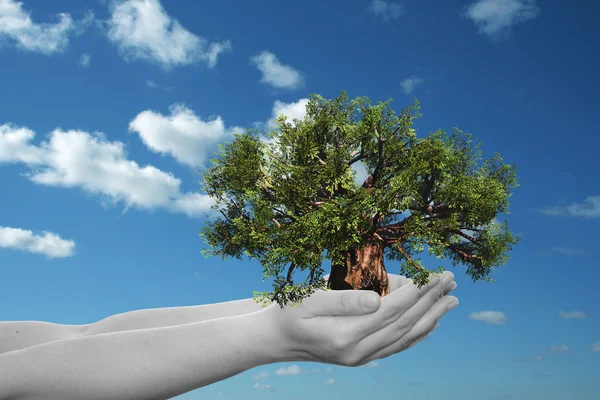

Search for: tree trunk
xmin=327 ymin=240 xmax=390 ymax=297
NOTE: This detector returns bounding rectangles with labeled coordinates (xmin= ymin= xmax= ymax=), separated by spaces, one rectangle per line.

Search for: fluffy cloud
xmin=462 ymin=0 xmax=540 ymax=41
xmin=592 ymin=342 xmax=600 ymax=352
xmin=0 ymin=1 xmax=93 ymax=54
xmin=79 ymin=53 xmax=91 ymax=67
xmin=0 ymin=226 xmax=75 ymax=258
xmin=558 ymin=310 xmax=587 ymax=320
xmin=0 ymin=123 xmax=215 ymax=218
xmin=366 ymin=0 xmax=403 ymax=22
xmin=468 ymin=310 xmax=508 ymax=325
xmin=106 ymin=0 xmax=231 ymax=69
xmin=129 ymin=104 xmax=243 ymax=167
xmin=324 ymin=378 xmax=339 ymax=385
xmin=266 ymin=98 xmax=310 ymax=129
xmin=548 ymin=344 xmax=569 ymax=353
xmin=250 ymin=50 xmax=303 ymax=90
xmin=539 ymin=196 xmax=600 ymax=218
xmin=400 ymin=76 xmax=423 ymax=95
xmin=274 ymin=364 xmax=302 ymax=375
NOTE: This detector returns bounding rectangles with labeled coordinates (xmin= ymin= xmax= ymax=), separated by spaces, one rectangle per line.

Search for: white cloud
xmin=145 ymin=80 xmax=173 ymax=91
xmin=252 ymin=382 xmax=273 ymax=391
xmin=366 ymin=0 xmax=403 ymax=22
xmin=548 ymin=344 xmax=569 ymax=353
xmin=274 ymin=364 xmax=302 ymax=375
xmin=0 ymin=226 xmax=75 ymax=258
xmin=252 ymin=371 xmax=270 ymax=381
xmin=324 ymin=378 xmax=338 ymax=385
xmin=462 ymin=0 xmax=540 ymax=41
xmin=559 ymin=310 xmax=587 ymax=320
xmin=400 ymin=76 xmax=423 ymax=95
xmin=539 ymin=196 xmax=600 ymax=218
xmin=79 ymin=52 xmax=91 ymax=67
xmin=549 ymin=247 xmax=584 ymax=256
xmin=129 ymin=104 xmax=244 ymax=167
xmin=0 ymin=124 xmax=45 ymax=164
xmin=250 ymin=50 xmax=303 ymax=90
xmin=592 ymin=342 xmax=600 ymax=352
xmin=469 ymin=310 xmax=507 ymax=325
xmin=106 ymin=0 xmax=231 ymax=69
xmin=266 ymin=98 xmax=310 ymax=129
xmin=0 ymin=123 xmax=215 ymax=218
xmin=363 ymin=361 xmax=380 ymax=368
xmin=0 ymin=1 xmax=93 ymax=54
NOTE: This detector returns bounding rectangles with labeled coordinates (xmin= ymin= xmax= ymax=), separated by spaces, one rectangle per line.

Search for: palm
xmin=322 ymin=273 xmax=413 ymax=294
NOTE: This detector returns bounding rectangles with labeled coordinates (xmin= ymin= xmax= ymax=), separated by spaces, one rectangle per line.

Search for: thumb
xmin=311 ymin=290 xmax=381 ymax=316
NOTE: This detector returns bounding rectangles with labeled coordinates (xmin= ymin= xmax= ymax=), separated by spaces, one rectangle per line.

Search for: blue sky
xmin=0 ymin=0 xmax=598 ymax=399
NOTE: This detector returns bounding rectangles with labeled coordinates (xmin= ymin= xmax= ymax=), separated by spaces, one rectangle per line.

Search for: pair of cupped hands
xmin=260 ymin=271 xmax=458 ymax=368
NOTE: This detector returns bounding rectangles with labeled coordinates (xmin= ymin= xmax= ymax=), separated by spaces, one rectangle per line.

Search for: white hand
xmin=266 ymin=271 xmax=458 ymax=367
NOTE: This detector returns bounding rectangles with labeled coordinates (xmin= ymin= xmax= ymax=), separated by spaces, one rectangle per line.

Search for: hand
xmin=266 ymin=271 xmax=458 ymax=367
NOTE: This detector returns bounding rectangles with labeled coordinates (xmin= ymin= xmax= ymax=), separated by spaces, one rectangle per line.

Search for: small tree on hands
xmin=200 ymin=91 xmax=520 ymax=308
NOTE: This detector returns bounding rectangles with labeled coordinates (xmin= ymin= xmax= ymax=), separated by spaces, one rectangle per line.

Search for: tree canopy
xmin=200 ymin=91 xmax=520 ymax=308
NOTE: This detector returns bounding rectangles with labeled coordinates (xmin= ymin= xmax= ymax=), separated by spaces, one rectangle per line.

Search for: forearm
xmin=0 ymin=299 xmax=267 ymax=355
xmin=0 ymin=322 xmax=84 ymax=355
xmin=82 ymin=298 xmax=267 ymax=337
xmin=1 ymin=309 xmax=289 ymax=400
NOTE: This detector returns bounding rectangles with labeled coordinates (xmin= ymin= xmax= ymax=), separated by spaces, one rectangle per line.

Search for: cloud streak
xmin=469 ymin=310 xmax=508 ymax=325
xmin=539 ymin=196 xmax=600 ymax=218
xmin=366 ymin=0 xmax=403 ymax=22
xmin=559 ymin=311 xmax=587 ymax=320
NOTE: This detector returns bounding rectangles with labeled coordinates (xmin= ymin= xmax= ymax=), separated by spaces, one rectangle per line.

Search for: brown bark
xmin=327 ymin=240 xmax=390 ymax=297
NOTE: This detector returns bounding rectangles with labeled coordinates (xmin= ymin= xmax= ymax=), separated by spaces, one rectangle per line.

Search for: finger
xmin=383 ymin=272 xmax=447 ymax=314
xmin=400 ymin=272 xmax=454 ymax=322
xmin=341 ymin=273 xmax=446 ymax=342
xmin=361 ymin=296 xmax=457 ymax=363
xmin=443 ymin=281 xmax=457 ymax=296
xmin=388 ymin=274 xmax=413 ymax=292
xmin=306 ymin=289 xmax=381 ymax=317
xmin=353 ymin=276 xmax=454 ymax=354
xmin=401 ymin=296 xmax=457 ymax=345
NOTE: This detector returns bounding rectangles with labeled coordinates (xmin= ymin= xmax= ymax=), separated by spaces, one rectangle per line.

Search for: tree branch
xmin=451 ymin=229 xmax=479 ymax=243
xmin=396 ymin=244 xmax=425 ymax=272
xmin=270 ymin=262 xmax=296 ymax=302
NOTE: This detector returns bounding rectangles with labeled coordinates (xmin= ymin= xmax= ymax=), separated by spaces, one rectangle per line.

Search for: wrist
xmin=250 ymin=306 xmax=307 ymax=364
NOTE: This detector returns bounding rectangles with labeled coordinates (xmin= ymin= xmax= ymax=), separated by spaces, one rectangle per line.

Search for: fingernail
xmin=442 ymin=273 xmax=454 ymax=286
xmin=360 ymin=293 xmax=379 ymax=310
xmin=446 ymin=299 xmax=459 ymax=311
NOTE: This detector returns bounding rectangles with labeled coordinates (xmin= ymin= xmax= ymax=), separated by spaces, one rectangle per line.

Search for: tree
xmin=199 ymin=91 xmax=520 ymax=308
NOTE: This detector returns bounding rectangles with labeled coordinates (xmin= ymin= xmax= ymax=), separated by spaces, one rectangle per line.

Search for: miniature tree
xmin=200 ymin=91 xmax=520 ymax=308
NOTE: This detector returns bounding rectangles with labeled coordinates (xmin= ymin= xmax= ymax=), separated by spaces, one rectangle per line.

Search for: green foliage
xmin=199 ymin=91 xmax=520 ymax=308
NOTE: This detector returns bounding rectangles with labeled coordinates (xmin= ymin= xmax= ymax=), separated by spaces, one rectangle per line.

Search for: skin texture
xmin=0 ymin=272 xmax=457 ymax=400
